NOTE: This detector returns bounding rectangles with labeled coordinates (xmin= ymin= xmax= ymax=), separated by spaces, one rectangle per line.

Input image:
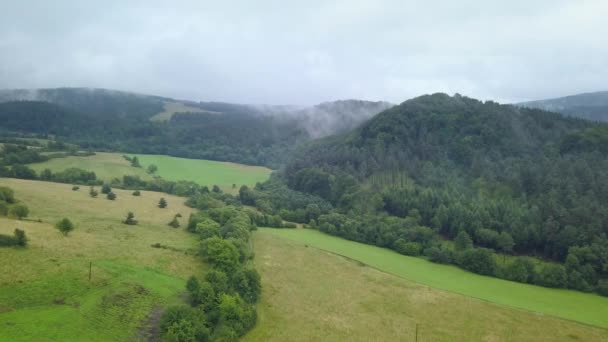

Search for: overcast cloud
xmin=0 ymin=0 xmax=607 ymax=105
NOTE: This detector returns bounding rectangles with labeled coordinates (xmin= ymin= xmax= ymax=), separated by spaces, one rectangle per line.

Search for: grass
xmin=150 ymin=101 xmax=218 ymax=122
xmin=258 ymin=228 xmax=608 ymax=330
xmin=27 ymin=151 xmax=272 ymax=192
xmin=135 ymin=154 xmax=272 ymax=192
xmin=0 ymin=178 xmax=203 ymax=341
xmin=28 ymin=152 xmax=153 ymax=182
xmin=245 ymin=230 xmax=608 ymax=341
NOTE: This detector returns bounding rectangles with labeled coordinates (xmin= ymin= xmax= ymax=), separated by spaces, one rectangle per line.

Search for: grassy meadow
xmin=28 ymin=152 xmax=154 ymax=182
xmin=0 ymin=178 xmax=203 ymax=341
xmin=245 ymin=230 xmax=608 ymax=341
xmin=258 ymin=228 xmax=608 ymax=330
xmin=27 ymin=151 xmax=272 ymax=192
xmin=135 ymin=154 xmax=272 ymax=192
xmin=149 ymin=101 xmax=219 ymax=122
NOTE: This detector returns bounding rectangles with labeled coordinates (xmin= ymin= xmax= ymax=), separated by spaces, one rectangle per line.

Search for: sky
xmin=0 ymin=0 xmax=607 ymax=105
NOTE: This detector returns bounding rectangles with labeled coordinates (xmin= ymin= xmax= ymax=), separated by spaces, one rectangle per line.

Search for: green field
xmin=28 ymin=152 xmax=154 ymax=182
xmin=28 ymin=152 xmax=272 ymax=191
xmin=150 ymin=101 xmax=218 ymax=122
xmin=0 ymin=178 xmax=203 ymax=341
xmin=245 ymin=230 xmax=608 ymax=341
xmin=258 ymin=228 xmax=608 ymax=329
xmin=135 ymin=154 xmax=272 ymax=191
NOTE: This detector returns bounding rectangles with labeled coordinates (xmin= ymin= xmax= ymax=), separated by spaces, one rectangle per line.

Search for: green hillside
xmin=0 ymin=178 xmax=202 ymax=341
xmin=245 ymin=230 xmax=608 ymax=341
xmin=259 ymin=228 xmax=608 ymax=328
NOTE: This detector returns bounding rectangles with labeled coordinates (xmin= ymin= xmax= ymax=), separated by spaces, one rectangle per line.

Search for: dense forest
xmin=248 ymin=93 xmax=608 ymax=294
xmin=0 ymin=88 xmax=389 ymax=168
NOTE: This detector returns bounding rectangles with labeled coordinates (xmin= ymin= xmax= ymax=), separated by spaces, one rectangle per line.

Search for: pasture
xmin=0 ymin=178 xmax=203 ymax=341
xmin=244 ymin=230 xmax=608 ymax=341
xmin=135 ymin=154 xmax=272 ymax=192
xmin=258 ymin=228 xmax=608 ymax=329
xmin=28 ymin=152 xmax=153 ymax=182
xmin=149 ymin=101 xmax=218 ymax=122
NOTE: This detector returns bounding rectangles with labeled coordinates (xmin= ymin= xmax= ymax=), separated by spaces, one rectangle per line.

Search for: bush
xmin=55 ymin=218 xmax=75 ymax=236
xmin=158 ymin=197 xmax=167 ymax=208
xmin=89 ymin=186 xmax=98 ymax=198
xmin=535 ymin=264 xmax=568 ymax=288
xmin=424 ymin=246 xmax=455 ymax=264
xmin=106 ymin=192 xmax=117 ymax=200
xmin=597 ymin=280 xmax=608 ymax=297
xmin=168 ymin=217 xmax=180 ymax=228
xmin=0 ymin=202 xmax=8 ymax=216
xmin=72 ymin=185 xmax=80 ymax=191
xmin=123 ymin=212 xmax=138 ymax=225
xmin=394 ymin=239 xmax=422 ymax=256
xmin=101 ymin=183 xmax=112 ymax=194
xmin=14 ymin=228 xmax=27 ymax=246
xmin=458 ymin=248 xmax=497 ymax=276
xmin=9 ymin=204 xmax=29 ymax=220
xmin=0 ymin=186 xmax=15 ymax=203
xmin=282 ymin=222 xmax=297 ymax=229
xmin=132 ymin=190 xmax=141 ymax=196
xmin=503 ymin=257 xmax=536 ymax=283
xmin=0 ymin=229 xmax=27 ymax=247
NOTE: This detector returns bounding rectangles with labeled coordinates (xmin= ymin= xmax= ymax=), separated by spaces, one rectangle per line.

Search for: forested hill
xmin=0 ymin=88 xmax=389 ymax=167
xmin=0 ymin=88 xmax=166 ymax=119
xmin=518 ymin=91 xmax=608 ymax=122
xmin=281 ymin=93 xmax=608 ymax=293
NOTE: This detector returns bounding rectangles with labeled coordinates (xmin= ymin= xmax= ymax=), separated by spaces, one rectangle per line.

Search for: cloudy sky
xmin=0 ymin=0 xmax=606 ymax=105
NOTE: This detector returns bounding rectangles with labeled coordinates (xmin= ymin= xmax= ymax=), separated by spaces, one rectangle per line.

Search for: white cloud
xmin=0 ymin=0 xmax=606 ymax=104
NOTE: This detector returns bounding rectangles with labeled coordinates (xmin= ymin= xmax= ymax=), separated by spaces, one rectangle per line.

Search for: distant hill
xmin=518 ymin=91 xmax=608 ymax=121
xmin=0 ymin=88 xmax=390 ymax=167
xmin=279 ymin=93 xmax=608 ymax=294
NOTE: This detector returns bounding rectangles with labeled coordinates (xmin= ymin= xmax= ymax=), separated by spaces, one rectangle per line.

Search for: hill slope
xmin=518 ymin=91 xmax=608 ymax=121
xmin=0 ymin=88 xmax=390 ymax=167
xmin=280 ymin=93 xmax=608 ymax=295
xmin=245 ymin=230 xmax=608 ymax=341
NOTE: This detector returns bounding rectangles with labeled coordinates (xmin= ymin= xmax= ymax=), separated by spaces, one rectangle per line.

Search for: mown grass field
xmin=245 ymin=230 xmax=608 ymax=341
xmin=0 ymin=178 xmax=203 ymax=341
xmin=135 ymin=154 xmax=272 ymax=192
xmin=28 ymin=152 xmax=272 ymax=192
xmin=150 ymin=101 xmax=217 ymax=122
xmin=28 ymin=152 xmax=153 ymax=182
xmin=257 ymin=228 xmax=608 ymax=330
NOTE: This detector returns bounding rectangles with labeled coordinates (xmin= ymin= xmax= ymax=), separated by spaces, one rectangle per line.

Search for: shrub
xmin=101 ymin=183 xmax=112 ymax=194
xmin=9 ymin=204 xmax=29 ymax=220
xmin=123 ymin=212 xmax=138 ymax=225
xmin=597 ymin=280 xmax=608 ymax=297
xmin=72 ymin=185 xmax=80 ymax=191
xmin=106 ymin=192 xmax=117 ymax=200
xmin=424 ymin=246 xmax=455 ymax=264
xmin=458 ymin=248 xmax=497 ymax=276
xmin=282 ymin=222 xmax=297 ymax=228
xmin=55 ymin=218 xmax=75 ymax=236
xmin=132 ymin=190 xmax=141 ymax=196
xmin=89 ymin=186 xmax=99 ymax=198
xmin=158 ymin=197 xmax=167 ymax=208
xmin=0 ymin=186 xmax=15 ymax=203
xmin=168 ymin=217 xmax=180 ymax=228
xmin=14 ymin=228 xmax=27 ymax=246
xmin=536 ymin=264 xmax=568 ymax=288
xmin=0 ymin=202 xmax=8 ymax=216
xmin=398 ymin=241 xmax=423 ymax=256
xmin=0 ymin=229 xmax=27 ymax=247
